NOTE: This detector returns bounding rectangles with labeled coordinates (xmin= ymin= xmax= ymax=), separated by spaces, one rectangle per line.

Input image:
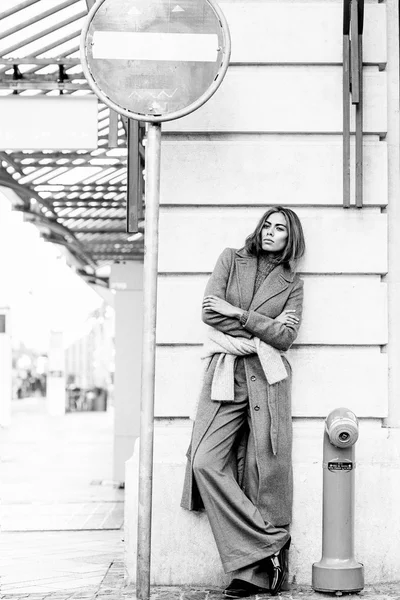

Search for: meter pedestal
xmin=312 ymin=408 xmax=364 ymax=593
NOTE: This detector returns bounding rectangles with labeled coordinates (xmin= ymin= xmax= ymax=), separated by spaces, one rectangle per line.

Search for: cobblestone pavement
xmin=94 ymin=562 xmax=400 ymax=600
xmin=2 ymin=570 xmax=400 ymax=600
xmin=2 ymin=556 xmax=400 ymax=600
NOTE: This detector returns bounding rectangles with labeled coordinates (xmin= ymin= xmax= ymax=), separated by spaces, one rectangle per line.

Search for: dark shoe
xmin=224 ymin=578 xmax=268 ymax=598
xmin=268 ymin=538 xmax=291 ymax=596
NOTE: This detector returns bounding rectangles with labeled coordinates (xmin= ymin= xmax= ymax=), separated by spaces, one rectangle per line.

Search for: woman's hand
xmin=203 ymin=295 xmax=243 ymax=319
xmin=275 ymin=309 xmax=299 ymax=326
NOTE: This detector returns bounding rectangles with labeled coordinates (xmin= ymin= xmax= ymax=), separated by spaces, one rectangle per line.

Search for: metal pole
xmin=343 ymin=31 xmax=351 ymax=208
xmin=136 ymin=122 xmax=162 ymax=600
xmin=108 ymin=109 xmax=119 ymax=148
xmin=355 ymin=32 xmax=363 ymax=208
xmin=343 ymin=0 xmax=351 ymax=209
xmin=127 ymin=119 xmax=140 ymax=233
xmin=350 ymin=0 xmax=360 ymax=104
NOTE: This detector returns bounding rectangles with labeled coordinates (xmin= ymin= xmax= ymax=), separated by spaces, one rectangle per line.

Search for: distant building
xmin=65 ymin=303 xmax=115 ymax=404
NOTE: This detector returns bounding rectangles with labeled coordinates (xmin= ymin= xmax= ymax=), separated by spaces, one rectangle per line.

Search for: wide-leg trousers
xmin=192 ymin=361 xmax=290 ymax=587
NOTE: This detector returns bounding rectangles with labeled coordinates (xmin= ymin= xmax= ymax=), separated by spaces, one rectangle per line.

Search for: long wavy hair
xmin=244 ymin=207 xmax=305 ymax=265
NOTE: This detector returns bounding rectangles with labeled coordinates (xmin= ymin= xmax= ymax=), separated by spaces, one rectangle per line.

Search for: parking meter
xmin=312 ymin=408 xmax=364 ymax=593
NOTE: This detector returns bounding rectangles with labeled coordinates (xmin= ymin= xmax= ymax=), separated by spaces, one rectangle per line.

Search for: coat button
xmin=254 ymin=405 xmax=260 ymax=411
xmin=250 ymin=375 xmax=256 ymax=381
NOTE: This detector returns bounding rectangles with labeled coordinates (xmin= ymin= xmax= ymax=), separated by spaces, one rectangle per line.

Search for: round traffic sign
xmin=80 ymin=0 xmax=231 ymax=122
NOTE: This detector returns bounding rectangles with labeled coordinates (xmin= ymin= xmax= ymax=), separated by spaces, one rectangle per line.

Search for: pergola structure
xmin=0 ymin=0 xmax=145 ymax=287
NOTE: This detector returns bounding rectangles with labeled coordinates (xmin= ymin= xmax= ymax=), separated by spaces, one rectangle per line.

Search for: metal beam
xmin=0 ymin=10 xmax=86 ymax=57
xmin=76 ymin=242 xmax=135 ymax=246
xmin=0 ymin=58 xmax=80 ymax=66
xmin=16 ymin=161 xmax=126 ymax=170
xmin=86 ymin=251 xmax=141 ymax=256
xmin=0 ymin=33 xmax=80 ymax=76
xmin=53 ymin=202 xmax=125 ymax=206
xmin=14 ymin=206 xmax=97 ymax=267
xmin=0 ymin=0 xmax=79 ymax=43
xmin=1 ymin=73 xmax=79 ymax=82
xmin=12 ymin=152 xmax=117 ymax=159
xmin=0 ymin=0 xmax=40 ymax=21
xmin=9 ymin=154 xmax=127 ymax=166
xmin=0 ymin=153 xmax=25 ymax=176
xmin=0 ymin=170 xmax=56 ymax=215
xmin=8 ymin=150 xmax=138 ymax=164
xmin=69 ymin=228 xmax=127 ymax=233
xmin=0 ymin=81 xmax=89 ymax=91
xmin=76 ymin=270 xmax=109 ymax=287
xmin=36 ymin=185 xmax=126 ymax=190
xmin=92 ymin=255 xmax=143 ymax=260
xmin=13 ymin=45 xmax=82 ymax=78
xmin=57 ymin=217 xmax=126 ymax=221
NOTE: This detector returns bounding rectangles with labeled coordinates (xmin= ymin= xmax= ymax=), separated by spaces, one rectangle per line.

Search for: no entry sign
xmin=80 ymin=0 xmax=231 ymax=122
xmin=81 ymin=4 xmax=230 ymax=599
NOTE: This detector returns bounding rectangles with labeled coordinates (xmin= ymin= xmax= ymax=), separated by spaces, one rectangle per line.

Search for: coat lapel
xmin=250 ymin=263 xmax=295 ymax=311
xmin=235 ymin=250 xmax=257 ymax=310
xmin=235 ymin=249 xmax=296 ymax=312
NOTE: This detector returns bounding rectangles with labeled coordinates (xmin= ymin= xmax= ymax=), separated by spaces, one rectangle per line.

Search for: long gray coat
xmin=181 ymin=247 xmax=304 ymax=526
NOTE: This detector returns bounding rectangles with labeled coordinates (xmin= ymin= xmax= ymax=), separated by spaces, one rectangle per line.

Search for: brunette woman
xmin=181 ymin=207 xmax=305 ymax=598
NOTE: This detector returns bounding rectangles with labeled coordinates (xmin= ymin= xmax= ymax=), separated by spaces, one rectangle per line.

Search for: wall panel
xmin=155 ymin=346 xmax=388 ymax=418
xmin=156 ymin=275 xmax=387 ymax=345
xmin=163 ymin=67 xmax=386 ymax=133
xmin=222 ymin=3 xmax=386 ymax=65
xmin=160 ymin=137 xmax=387 ymax=207
xmin=158 ymin=207 xmax=387 ymax=274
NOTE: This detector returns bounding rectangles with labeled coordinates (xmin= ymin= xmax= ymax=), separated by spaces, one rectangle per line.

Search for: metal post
xmin=127 ymin=119 xmax=140 ymax=233
xmin=350 ymin=0 xmax=360 ymax=104
xmin=343 ymin=0 xmax=364 ymax=209
xmin=355 ymin=32 xmax=363 ymax=208
xmin=343 ymin=0 xmax=351 ymax=208
xmin=108 ymin=109 xmax=119 ymax=148
xmin=136 ymin=122 xmax=162 ymax=600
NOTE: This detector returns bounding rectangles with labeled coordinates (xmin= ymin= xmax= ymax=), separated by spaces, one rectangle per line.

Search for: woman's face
xmin=261 ymin=212 xmax=288 ymax=253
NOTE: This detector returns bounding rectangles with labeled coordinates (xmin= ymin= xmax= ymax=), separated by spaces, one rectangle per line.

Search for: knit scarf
xmin=254 ymin=252 xmax=284 ymax=294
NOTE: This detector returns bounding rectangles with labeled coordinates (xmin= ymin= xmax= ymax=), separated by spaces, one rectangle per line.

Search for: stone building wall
xmin=125 ymin=0 xmax=400 ymax=585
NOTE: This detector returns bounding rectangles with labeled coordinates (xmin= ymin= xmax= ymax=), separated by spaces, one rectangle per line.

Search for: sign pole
xmin=81 ymin=3 xmax=231 ymax=595
xmin=136 ymin=122 xmax=162 ymax=600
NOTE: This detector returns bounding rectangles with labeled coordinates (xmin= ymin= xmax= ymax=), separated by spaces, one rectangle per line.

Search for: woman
xmin=181 ymin=207 xmax=305 ymax=598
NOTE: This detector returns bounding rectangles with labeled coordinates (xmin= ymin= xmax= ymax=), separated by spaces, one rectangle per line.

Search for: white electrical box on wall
xmin=0 ymin=96 xmax=98 ymax=150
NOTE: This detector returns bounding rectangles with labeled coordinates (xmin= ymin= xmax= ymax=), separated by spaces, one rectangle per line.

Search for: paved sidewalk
xmin=0 ymin=397 xmax=124 ymax=596
xmin=1 ymin=397 xmax=399 ymax=600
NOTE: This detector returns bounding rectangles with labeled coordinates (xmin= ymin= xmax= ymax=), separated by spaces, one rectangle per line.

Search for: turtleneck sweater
xmin=239 ymin=252 xmax=283 ymax=326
